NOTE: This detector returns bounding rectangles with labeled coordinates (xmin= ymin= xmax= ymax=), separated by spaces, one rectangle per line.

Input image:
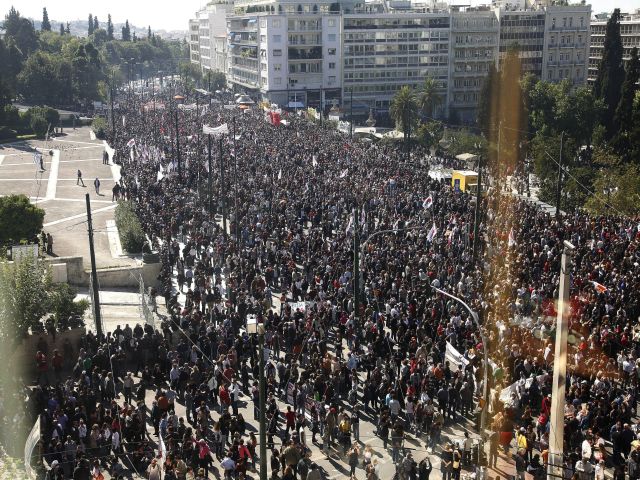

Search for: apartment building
xmin=189 ymin=2 xmax=234 ymax=75
xmin=449 ymin=8 xmax=500 ymax=123
xmin=227 ymin=0 xmax=344 ymax=108
xmin=191 ymin=1 xmax=591 ymax=121
xmin=542 ymin=5 xmax=590 ymax=85
xmin=589 ymin=9 xmax=640 ymax=85
xmin=342 ymin=11 xmax=451 ymax=116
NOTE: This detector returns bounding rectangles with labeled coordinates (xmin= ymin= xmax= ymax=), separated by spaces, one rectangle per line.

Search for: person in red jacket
xmin=36 ymin=350 xmax=48 ymax=385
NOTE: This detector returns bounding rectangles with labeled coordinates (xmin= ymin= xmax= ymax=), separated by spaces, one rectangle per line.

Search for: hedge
xmin=114 ymin=200 xmax=145 ymax=253
xmin=92 ymin=117 xmax=107 ymax=139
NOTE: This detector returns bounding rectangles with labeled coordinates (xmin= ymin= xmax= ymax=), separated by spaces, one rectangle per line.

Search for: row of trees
xmin=0 ymin=6 xmax=188 ymax=116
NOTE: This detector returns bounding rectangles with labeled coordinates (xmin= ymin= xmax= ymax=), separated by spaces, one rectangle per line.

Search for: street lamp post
xmin=432 ymin=285 xmax=489 ymax=460
xmin=473 ymin=143 xmax=483 ymax=260
xmin=247 ymin=316 xmax=267 ymax=480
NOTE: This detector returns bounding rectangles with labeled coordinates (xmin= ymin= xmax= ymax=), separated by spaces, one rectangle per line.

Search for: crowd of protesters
xmin=22 ymin=81 xmax=640 ymax=480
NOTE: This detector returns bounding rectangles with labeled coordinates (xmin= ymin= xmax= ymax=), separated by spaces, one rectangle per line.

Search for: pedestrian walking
xmin=103 ymin=150 xmax=110 ymax=164
xmin=46 ymin=233 xmax=53 ymax=254
xmin=77 ymin=169 xmax=85 ymax=186
xmin=94 ymin=177 xmax=101 ymax=195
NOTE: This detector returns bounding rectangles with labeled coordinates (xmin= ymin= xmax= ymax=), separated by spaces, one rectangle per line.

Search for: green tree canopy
xmin=0 ymin=195 xmax=45 ymax=246
xmin=41 ymin=7 xmax=51 ymax=31
xmin=593 ymin=9 xmax=625 ymax=139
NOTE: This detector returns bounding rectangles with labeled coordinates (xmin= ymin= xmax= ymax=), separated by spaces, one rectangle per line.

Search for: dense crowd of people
xmin=21 ymin=82 xmax=640 ymax=480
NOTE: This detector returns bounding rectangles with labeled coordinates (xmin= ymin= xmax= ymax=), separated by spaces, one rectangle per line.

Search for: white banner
xmin=203 ymin=123 xmax=229 ymax=137
xmin=24 ymin=417 xmax=41 ymax=479
xmin=445 ymin=341 xmax=469 ymax=370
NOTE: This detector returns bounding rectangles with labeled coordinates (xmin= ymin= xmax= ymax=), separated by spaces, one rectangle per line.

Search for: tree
xmin=389 ymin=86 xmax=419 ymax=159
xmin=593 ymin=9 xmax=625 ymax=139
xmin=148 ymin=25 xmax=152 ymax=40
xmin=88 ymin=14 xmax=94 ymax=36
xmin=65 ymin=22 xmax=70 ymax=34
xmin=0 ymin=195 xmax=45 ymax=246
xmin=107 ymin=14 xmax=114 ymax=40
xmin=17 ymin=51 xmax=74 ymax=106
xmin=477 ymin=64 xmax=498 ymax=138
xmin=0 ymin=253 xmax=52 ymax=346
xmin=59 ymin=23 xmax=64 ymax=35
xmin=417 ymin=76 xmax=441 ymax=119
xmin=612 ymin=47 xmax=639 ymax=158
xmin=41 ymin=7 xmax=51 ymax=31
xmin=3 ymin=7 xmax=39 ymax=57
xmin=93 ymin=16 xmax=99 ymax=32
xmin=585 ymin=162 xmax=640 ymax=216
xmin=121 ymin=20 xmax=131 ymax=41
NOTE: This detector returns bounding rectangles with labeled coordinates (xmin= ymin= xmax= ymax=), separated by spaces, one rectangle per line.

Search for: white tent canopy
xmin=456 ymin=153 xmax=478 ymax=163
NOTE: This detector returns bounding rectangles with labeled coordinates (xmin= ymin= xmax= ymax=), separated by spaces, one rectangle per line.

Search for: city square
xmin=1 ymin=1 xmax=640 ymax=480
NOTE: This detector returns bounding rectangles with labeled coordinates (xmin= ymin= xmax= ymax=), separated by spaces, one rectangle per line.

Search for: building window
xmin=328 ymin=48 xmax=336 ymax=55
xmin=274 ymin=78 xmax=282 ymax=85
xmin=274 ymin=63 xmax=281 ymax=71
xmin=328 ymin=33 xmax=336 ymax=41
xmin=576 ymin=68 xmax=581 ymax=78
xmin=580 ymin=17 xmax=583 ymax=28
xmin=273 ymin=49 xmax=282 ymax=56
xmin=273 ymin=19 xmax=281 ymax=28
xmin=328 ymin=19 xmax=336 ymax=27
xmin=261 ymin=35 xmax=266 ymax=42
xmin=273 ymin=35 xmax=281 ymax=43
xmin=328 ymin=75 xmax=336 ymax=84
xmin=260 ymin=20 xmax=267 ymax=28
xmin=548 ymin=70 xmax=552 ymax=79
xmin=549 ymin=54 xmax=553 ymax=62
xmin=329 ymin=62 xmax=335 ymax=69
xmin=563 ymin=18 xmax=566 ymax=27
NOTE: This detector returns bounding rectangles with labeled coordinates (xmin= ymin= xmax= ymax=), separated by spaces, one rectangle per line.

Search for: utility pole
xmin=555 ymin=131 xmax=564 ymax=220
xmin=349 ymin=88 xmax=353 ymax=140
xmin=353 ymin=205 xmax=360 ymax=325
xmin=258 ymin=328 xmax=267 ymax=480
xmin=548 ymin=240 xmax=575 ymax=478
xmin=208 ymin=134 xmax=213 ymax=216
xmin=233 ymin=117 xmax=240 ymax=248
xmin=472 ymin=153 xmax=483 ymax=260
xmin=175 ymin=110 xmax=181 ymax=178
xmin=219 ymin=136 xmax=227 ymax=235
xmin=85 ymin=194 xmax=103 ymax=338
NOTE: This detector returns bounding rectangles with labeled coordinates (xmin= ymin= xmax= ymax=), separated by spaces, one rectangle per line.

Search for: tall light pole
xmin=432 ymin=285 xmax=489 ymax=454
xmin=548 ymin=241 xmax=575 ymax=478
xmin=473 ymin=143 xmax=483 ymax=260
xmin=247 ymin=317 xmax=267 ymax=480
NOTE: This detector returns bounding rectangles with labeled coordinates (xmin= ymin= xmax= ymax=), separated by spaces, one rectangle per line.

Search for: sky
xmin=1 ymin=0 xmax=638 ymax=32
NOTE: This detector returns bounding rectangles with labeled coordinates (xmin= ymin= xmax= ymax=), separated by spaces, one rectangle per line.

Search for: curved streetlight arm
xmin=433 ymin=286 xmax=489 ymax=442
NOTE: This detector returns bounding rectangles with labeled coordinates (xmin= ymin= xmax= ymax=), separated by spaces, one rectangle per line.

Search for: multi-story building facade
xmin=189 ymin=2 xmax=234 ymax=75
xmin=227 ymin=0 xmax=344 ymax=109
xmin=589 ymin=9 xmax=640 ymax=85
xmin=542 ymin=5 xmax=590 ymax=85
xmin=449 ymin=8 xmax=500 ymax=123
xmin=190 ymin=1 xmax=592 ymax=121
xmin=342 ymin=11 xmax=451 ymax=116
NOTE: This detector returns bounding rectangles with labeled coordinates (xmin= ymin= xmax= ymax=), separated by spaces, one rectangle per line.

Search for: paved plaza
xmin=0 ymin=127 xmax=134 ymax=269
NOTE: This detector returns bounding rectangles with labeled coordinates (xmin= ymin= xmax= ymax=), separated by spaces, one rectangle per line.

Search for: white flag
xmin=312 ymin=155 xmax=318 ymax=167
xmin=126 ymin=138 xmax=136 ymax=148
xmin=277 ymin=169 xmax=282 ymax=180
xmin=203 ymin=123 xmax=229 ymax=137
xmin=422 ymin=195 xmax=433 ymax=209
xmin=508 ymin=227 xmax=516 ymax=247
xmin=427 ymin=223 xmax=437 ymax=243
xmin=345 ymin=213 xmax=354 ymax=235
xmin=339 ymin=168 xmax=348 ymax=178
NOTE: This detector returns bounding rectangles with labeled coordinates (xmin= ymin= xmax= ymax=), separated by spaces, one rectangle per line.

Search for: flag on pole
xmin=203 ymin=123 xmax=229 ymax=137
xmin=126 ymin=138 xmax=136 ymax=148
xmin=312 ymin=155 xmax=318 ymax=167
xmin=277 ymin=169 xmax=282 ymax=180
xmin=427 ymin=223 xmax=437 ymax=243
xmin=346 ymin=213 xmax=354 ymax=235
xmin=422 ymin=196 xmax=433 ymax=209
xmin=508 ymin=227 xmax=516 ymax=247
xmin=339 ymin=168 xmax=348 ymax=178
xmin=591 ymin=281 xmax=608 ymax=293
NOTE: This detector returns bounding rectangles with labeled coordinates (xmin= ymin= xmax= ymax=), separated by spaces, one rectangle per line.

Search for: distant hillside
xmin=29 ymin=18 xmax=187 ymax=40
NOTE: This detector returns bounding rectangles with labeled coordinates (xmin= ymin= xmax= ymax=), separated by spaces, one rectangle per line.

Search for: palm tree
xmin=418 ymin=76 xmax=441 ymax=119
xmin=390 ymin=86 xmax=419 ymax=161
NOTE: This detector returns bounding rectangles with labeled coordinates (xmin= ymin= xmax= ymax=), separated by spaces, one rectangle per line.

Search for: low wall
xmin=14 ymin=327 xmax=87 ymax=377
xmin=44 ymin=256 xmax=161 ymax=289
